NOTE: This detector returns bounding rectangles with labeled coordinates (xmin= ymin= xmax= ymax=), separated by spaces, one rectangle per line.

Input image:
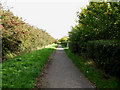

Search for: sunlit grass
xmin=2 ymin=44 xmax=57 ymax=88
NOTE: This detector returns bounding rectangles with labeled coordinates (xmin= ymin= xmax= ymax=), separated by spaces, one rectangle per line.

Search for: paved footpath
xmin=36 ymin=44 xmax=95 ymax=88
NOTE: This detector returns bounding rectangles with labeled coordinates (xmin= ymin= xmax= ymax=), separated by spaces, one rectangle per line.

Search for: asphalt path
xmin=36 ymin=44 xmax=95 ymax=88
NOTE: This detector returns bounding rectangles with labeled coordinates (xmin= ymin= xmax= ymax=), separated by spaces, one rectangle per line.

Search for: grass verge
xmin=2 ymin=44 xmax=57 ymax=88
xmin=62 ymin=45 xmax=120 ymax=88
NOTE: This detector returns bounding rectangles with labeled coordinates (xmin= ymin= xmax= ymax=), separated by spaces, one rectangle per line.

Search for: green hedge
xmin=1 ymin=10 xmax=56 ymax=61
xmin=68 ymin=2 xmax=120 ymax=80
xmin=81 ymin=40 xmax=120 ymax=78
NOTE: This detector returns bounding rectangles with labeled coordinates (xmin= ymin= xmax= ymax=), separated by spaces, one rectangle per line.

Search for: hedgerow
xmin=83 ymin=40 xmax=120 ymax=77
xmin=69 ymin=2 xmax=120 ymax=78
xmin=1 ymin=9 xmax=56 ymax=61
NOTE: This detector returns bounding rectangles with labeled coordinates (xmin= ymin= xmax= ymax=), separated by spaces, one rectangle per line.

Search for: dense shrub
xmin=1 ymin=9 xmax=56 ymax=61
xmin=68 ymin=2 xmax=120 ymax=78
xmin=85 ymin=40 xmax=120 ymax=77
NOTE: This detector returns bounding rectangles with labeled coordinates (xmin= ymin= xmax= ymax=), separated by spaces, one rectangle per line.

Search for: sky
xmin=0 ymin=0 xmax=89 ymax=39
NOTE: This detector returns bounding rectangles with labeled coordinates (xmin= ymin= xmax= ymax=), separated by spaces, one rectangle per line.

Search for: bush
xmin=68 ymin=2 xmax=120 ymax=79
xmin=1 ymin=9 xmax=56 ymax=61
xmin=84 ymin=40 xmax=120 ymax=78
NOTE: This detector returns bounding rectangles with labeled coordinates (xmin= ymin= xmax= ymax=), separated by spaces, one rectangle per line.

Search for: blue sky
xmin=1 ymin=0 xmax=89 ymax=39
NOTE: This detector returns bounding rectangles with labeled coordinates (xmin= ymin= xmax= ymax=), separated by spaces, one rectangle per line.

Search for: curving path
xmin=35 ymin=44 xmax=95 ymax=88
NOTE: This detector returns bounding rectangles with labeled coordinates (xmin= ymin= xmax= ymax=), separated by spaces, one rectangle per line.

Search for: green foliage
xmin=62 ymin=45 xmax=120 ymax=88
xmin=2 ymin=44 xmax=57 ymax=88
xmin=69 ymin=2 xmax=120 ymax=79
xmin=58 ymin=36 xmax=68 ymax=46
xmin=58 ymin=36 xmax=68 ymax=43
xmin=85 ymin=40 xmax=120 ymax=77
xmin=76 ymin=2 xmax=120 ymax=40
xmin=1 ymin=9 xmax=56 ymax=60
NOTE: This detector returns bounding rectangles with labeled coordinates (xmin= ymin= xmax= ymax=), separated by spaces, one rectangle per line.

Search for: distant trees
xmin=58 ymin=36 xmax=68 ymax=43
xmin=58 ymin=36 xmax=68 ymax=46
